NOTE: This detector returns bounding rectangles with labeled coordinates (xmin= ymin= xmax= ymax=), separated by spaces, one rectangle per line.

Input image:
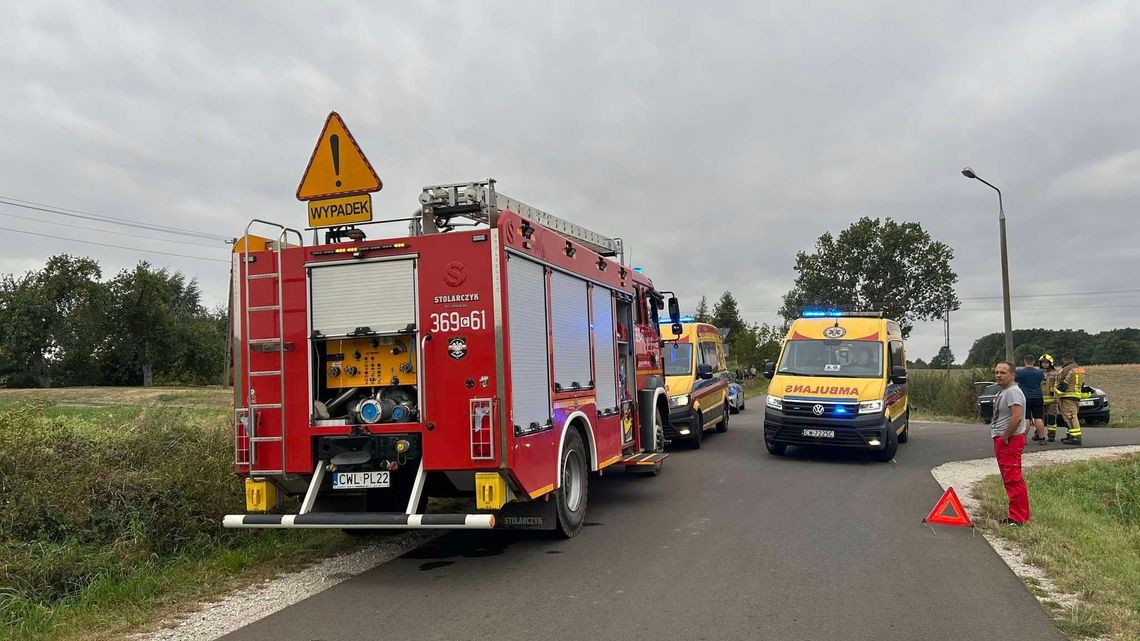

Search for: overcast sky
xmin=2 ymin=1 xmax=1138 ymax=361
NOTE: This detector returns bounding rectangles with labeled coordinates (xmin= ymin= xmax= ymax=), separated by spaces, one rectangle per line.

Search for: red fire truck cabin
xmin=224 ymin=180 xmax=679 ymax=537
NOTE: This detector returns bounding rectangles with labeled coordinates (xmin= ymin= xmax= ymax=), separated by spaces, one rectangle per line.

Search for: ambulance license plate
xmin=803 ymin=428 xmax=835 ymax=438
xmin=1079 ymin=400 xmax=1094 ymax=407
xmin=332 ymin=471 xmax=390 ymax=489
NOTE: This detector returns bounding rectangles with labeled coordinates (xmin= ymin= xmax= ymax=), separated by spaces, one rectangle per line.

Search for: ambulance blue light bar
xmin=659 ymin=315 xmax=696 ymax=324
xmin=801 ymin=308 xmax=883 ymax=318
xmin=802 ymin=309 xmax=843 ymax=318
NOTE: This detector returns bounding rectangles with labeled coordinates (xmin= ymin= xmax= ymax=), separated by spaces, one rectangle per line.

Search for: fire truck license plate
xmin=802 ymin=429 xmax=834 ymax=438
xmin=332 ymin=471 xmax=390 ymax=489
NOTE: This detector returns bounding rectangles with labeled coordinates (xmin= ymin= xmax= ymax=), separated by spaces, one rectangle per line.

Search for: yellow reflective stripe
xmin=528 ymin=483 xmax=555 ymax=499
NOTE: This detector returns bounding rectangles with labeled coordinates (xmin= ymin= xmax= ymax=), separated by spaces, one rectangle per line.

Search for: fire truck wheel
xmin=715 ymin=403 xmax=729 ymax=433
xmin=642 ymin=409 xmax=666 ymax=477
xmin=688 ymin=412 xmax=703 ymax=449
xmin=555 ymin=429 xmax=589 ymax=538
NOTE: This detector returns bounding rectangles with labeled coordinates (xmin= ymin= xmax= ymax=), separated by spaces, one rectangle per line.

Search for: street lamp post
xmin=962 ymin=167 xmax=1014 ymax=363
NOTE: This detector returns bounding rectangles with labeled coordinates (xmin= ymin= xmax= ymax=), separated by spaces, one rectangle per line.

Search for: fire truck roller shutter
xmin=550 ymin=271 xmax=591 ymax=392
xmin=309 ymin=259 xmax=415 ymax=337
xmin=507 ymin=256 xmax=552 ymax=434
xmin=591 ymin=286 xmax=617 ymax=413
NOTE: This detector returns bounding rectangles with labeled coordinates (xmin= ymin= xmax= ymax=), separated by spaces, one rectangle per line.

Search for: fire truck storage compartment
xmin=506 ymin=254 xmax=552 ymax=435
xmin=592 ymin=286 xmax=617 ymax=414
xmin=308 ymin=258 xmax=419 ymax=425
xmin=550 ymin=270 xmax=592 ymax=392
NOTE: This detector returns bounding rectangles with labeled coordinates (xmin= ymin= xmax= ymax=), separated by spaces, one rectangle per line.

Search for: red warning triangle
xmin=923 ymin=487 xmax=973 ymax=527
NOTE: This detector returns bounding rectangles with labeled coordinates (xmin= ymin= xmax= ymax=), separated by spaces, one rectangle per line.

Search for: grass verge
xmin=973 ymin=453 xmax=1140 ymax=639
xmin=742 ymin=378 xmax=769 ymax=399
xmin=0 ymin=402 xmax=353 ymax=641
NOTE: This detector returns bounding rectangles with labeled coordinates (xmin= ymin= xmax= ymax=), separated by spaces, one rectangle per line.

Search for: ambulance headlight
xmin=766 ymin=394 xmax=783 ymax=410
xmin=669 ymin=394 xmax=689 ymax=407
xmin=858 ymin=399 xmax=883 ymax=414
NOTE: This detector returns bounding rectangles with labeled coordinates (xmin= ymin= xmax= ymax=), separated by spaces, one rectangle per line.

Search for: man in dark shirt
xmin=1015 ymin=355 xmax=1047 ymax=443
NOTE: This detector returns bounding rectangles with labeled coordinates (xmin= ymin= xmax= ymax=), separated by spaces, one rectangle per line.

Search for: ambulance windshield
xmin=663 ymin=344 xmax=693 ymax=376
xmin=777 ymin=340 xmax=883 ymax=378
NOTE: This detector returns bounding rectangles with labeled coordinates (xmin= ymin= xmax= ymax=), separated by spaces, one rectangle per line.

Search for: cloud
xmin=1 ymin=0 xmax=1138 ymax=365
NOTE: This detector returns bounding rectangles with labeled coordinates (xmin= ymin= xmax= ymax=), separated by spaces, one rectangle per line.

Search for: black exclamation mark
xmin=330 ymin=134 xmax=341 ymax=187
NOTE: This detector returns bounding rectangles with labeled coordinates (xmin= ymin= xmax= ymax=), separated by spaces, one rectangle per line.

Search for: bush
xmin=907 ymin=369 xmax=985 ymax=418
xmin=0 ymin=403 xmax=243 ymax=607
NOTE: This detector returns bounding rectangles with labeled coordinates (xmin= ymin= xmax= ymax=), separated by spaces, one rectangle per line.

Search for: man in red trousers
xmin=991 ymin=361 xmax=1030 ymax=525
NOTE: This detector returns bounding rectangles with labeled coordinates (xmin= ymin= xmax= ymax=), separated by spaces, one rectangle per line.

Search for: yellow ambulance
xmin=762 ymin=310 xmax=909 ymax=462
xmin=659 ymin=321 xmax=731 ymax=449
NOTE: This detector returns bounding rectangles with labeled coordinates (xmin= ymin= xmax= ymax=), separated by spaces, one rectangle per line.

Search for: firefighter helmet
xmin=1039 ymin=353 xmax=1054 ymax=367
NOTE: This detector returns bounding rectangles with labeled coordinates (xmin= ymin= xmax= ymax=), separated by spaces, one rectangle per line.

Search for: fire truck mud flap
xmin=492 ymin=500 xmax=559 ymax=530
xmin=223 ymin=512 xmax=495 ymax=529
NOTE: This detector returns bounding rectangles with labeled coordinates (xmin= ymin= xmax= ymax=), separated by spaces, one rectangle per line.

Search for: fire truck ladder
xmin=416 ymin=179 xmax=624 ymax=262
xmin=239 ymin=220 xmax=303 ymax=476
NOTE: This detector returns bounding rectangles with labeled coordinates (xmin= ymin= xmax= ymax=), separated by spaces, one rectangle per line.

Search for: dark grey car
xmin=974 ymin=381 xmax=1111 ymax=425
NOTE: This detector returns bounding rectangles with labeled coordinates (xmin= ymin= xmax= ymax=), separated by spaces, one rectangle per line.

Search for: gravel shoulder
xmin=134 ymin=532 xmax=440 ymax=641
xmin=930 ymin=445 xmax=1140 ymax=632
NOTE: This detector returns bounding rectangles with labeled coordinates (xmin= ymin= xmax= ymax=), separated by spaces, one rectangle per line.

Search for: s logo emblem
xmin=444 ymin=262 xmax=466 ymax=287
xmin=823 ymin=326 xmax=846 ymax=339
xmin=812 ymin=404 xmax=825 ymax=416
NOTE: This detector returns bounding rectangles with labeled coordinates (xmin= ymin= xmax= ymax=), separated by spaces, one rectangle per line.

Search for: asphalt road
xmin=221 ymin=413 xmax=1140 ymax=641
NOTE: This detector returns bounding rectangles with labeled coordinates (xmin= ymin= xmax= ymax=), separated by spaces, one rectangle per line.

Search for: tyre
xmin=688 ymin=412 xmax=703 ymax=449
xmin=765 ymin=439 xmax=787 ymax=456
xmin=716 ymin=403 xmax=729 ymax=433
xmin=897 ymin=410 xmax=910 ymax=444
xmin=871 ymin=421 xmax=899 ymax=462
xmin=652 ymin=408 xmax=665 ymax=474
xmin=555 ymin=428 xmax=589 ymax=538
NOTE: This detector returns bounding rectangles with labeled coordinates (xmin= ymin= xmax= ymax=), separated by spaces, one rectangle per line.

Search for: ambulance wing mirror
xmin=696 ymin=364 xmax=714 ymax=380
xmin=763 ymin=361 xmax=775 ymax=380
xmin=891 ymin=366 xmax=908 ymax=385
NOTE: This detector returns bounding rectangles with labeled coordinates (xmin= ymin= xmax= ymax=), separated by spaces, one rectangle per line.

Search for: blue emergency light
xmin=802 ymin=308 xmax=844 ymax=318
xmin=801 ymin=307 xmax=883 ymax=319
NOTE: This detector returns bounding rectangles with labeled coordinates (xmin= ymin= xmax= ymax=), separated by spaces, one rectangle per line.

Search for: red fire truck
xmin=223 ymin=180 xmax=681 ymax=537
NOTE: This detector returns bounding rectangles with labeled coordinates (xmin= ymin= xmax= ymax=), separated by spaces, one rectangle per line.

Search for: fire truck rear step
xmin=620 ymin=452 xmax=669 ymax=466
xmin=222 ymin=513 xmax=495 ymax=529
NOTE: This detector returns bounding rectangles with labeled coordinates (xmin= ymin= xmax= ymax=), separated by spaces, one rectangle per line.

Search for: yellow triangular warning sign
xmin=296 ymin=112 xmax=382 ymax=201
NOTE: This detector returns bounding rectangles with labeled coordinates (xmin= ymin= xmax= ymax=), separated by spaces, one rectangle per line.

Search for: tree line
xmin=964 ymin=328 xmax=1140 ymax=367
xmin=0 ymin=255 xmax=227 ymax=388
xmin=693 ymin=292 xmax=782 ymax=376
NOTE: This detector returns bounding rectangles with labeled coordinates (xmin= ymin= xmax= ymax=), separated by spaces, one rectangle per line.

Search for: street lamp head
xmin=961 ymin=167 xmax=977 ymax=179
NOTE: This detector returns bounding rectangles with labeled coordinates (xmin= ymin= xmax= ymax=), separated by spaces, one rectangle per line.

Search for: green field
xmin=0 ymin=396 xmax=353 ymax=641
xmin=974 ymin=454 xmax=1140 ymax=639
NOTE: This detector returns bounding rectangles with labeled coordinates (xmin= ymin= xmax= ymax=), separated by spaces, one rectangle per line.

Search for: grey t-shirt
xmin=990 ymin=385 xmax=1028 ymax=439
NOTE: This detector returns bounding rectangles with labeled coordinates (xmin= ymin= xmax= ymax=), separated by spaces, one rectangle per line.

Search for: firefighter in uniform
xmin=1040 ymin=354 xmax=1061 ymax=441
xmin=1054 ymin=352 xmax=1084 ymax=445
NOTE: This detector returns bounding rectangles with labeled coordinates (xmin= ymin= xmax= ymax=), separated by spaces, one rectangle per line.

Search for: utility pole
xmin=944 ymin=308 xmax=951 ymax=377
